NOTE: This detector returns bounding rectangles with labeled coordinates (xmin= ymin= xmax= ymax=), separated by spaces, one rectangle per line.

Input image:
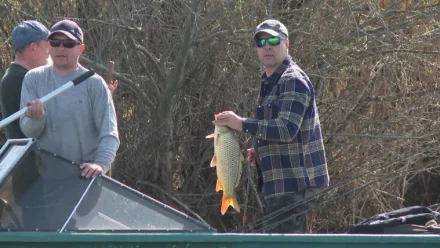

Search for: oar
xmin=0 ymin=70 xmax=95 ymax=129
xmin=105 ymin=61 xmax=115 ymax=178
xmin=105 ymin=61 xmax=114 ymax=84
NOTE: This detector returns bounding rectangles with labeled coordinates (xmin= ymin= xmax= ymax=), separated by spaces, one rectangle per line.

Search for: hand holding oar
xmin=106 ymin=61 xmax=118 ymax=95
xmin=0 ymin=70 xmax=95 ymax=130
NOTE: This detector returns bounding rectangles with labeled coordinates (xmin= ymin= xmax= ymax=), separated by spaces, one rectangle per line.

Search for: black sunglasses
xmin=256 ymin=36 xmax=283 ymax=48
xmin=49 ymin=39 xmax=81 ymax=48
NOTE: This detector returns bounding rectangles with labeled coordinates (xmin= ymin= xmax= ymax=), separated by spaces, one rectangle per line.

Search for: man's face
xmin=256 ymin=32 xmax=289 ymax=72
xmin=30 ymin=40 xmax=49 ymax=68
xmin=49 ymin=33 xmax=83 ymax=70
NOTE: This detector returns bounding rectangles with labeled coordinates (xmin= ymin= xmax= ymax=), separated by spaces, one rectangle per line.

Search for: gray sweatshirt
xmin=20 ymin=64 xmax=119 ymax=173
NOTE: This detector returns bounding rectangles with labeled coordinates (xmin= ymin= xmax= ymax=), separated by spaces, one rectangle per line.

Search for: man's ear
xmin=29 ymin=42 xmax=37 ymax=53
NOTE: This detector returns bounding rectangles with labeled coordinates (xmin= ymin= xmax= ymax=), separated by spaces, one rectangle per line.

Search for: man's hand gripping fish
xmin=206 ymin=114 xmax=243 ymax=215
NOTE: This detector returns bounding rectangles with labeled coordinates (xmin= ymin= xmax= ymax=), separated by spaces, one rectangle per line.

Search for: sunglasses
xmin=49 ymin=39 xmax=81 ymax=48
xmin=256 ymin=36 xmax=283 ymax=48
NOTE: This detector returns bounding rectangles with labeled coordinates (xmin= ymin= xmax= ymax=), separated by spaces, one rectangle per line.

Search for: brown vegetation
xmin=1 ymin=0 xmax=440 ymax=233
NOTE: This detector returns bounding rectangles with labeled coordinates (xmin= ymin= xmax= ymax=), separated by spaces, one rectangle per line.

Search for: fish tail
xmin=220 ymin=195 xmax=240 ymax=215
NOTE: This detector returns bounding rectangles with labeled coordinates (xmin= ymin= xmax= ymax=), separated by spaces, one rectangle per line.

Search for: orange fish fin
xmin=231 ymin=195 xmax=241 ymax=213
xmin=206 ymin=133 xmax=215 ymax=139
xmin=210 ymin=155 xmax=217 ymax=167
xmin=220 ymin=195 xmax=241 ymax=215
xmin=215 ymin=178 xmax=223 ymax=192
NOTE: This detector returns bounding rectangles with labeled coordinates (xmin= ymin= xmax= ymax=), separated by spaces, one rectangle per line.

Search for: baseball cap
xmin=254 ymin=19 xmax=288 ymax=40
xmin=11 ymin=20 xmax=50 ymax=51
xmin=49 ymin=19 xmax=83 ymax=43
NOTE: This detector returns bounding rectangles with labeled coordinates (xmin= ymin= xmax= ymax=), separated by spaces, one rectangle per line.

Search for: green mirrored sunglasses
xmin=256 ymin=36 xmax=282 ymax=48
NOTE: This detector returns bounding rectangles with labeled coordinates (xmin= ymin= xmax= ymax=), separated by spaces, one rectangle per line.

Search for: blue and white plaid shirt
xmin=243 ymin=56 xmax=329 ymax=199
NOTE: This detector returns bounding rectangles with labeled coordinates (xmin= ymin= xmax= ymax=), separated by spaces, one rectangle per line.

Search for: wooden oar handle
xmin=106 ymin=61 xmax=115 ymax=178
xmin=106 ymin=61 xmax=115 ymax=84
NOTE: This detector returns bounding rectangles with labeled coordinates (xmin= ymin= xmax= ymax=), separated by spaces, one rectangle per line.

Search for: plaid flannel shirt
xmin=242 ymin=56 xmax=329 ymax=199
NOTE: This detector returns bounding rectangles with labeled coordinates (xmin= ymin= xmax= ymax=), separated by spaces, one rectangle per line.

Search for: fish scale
xmin=216 ymin=130 xmax=242 ymax=194
xmin=206 ymin=125 xmax=243 ymax=215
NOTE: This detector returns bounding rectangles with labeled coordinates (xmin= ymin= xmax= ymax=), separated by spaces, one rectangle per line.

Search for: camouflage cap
xmin=254 ymin=19 xmax=288 ymax=40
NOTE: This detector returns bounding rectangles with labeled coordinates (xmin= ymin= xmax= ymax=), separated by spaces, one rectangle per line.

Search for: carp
xmin=206 ymin=116 xmax=243 ymax=215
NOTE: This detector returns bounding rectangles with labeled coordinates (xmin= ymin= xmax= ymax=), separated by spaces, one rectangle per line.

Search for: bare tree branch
xmin=79 ymin=56 xmax=155 ymax=111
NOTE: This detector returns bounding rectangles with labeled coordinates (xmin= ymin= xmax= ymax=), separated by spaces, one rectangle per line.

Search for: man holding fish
xmin=213 ymin=19 xmax=329 ymax=233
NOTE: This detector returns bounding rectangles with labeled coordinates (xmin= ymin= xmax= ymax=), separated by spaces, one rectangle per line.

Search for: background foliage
xmin=1 ymin=0 xmax=440 ymax=233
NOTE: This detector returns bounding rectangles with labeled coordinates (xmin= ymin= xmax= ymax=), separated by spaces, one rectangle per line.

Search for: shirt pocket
xmin=256 ymin=101 xmax=279 ymax=120
xmin=55 ymin=93 xmax=86 ymax=122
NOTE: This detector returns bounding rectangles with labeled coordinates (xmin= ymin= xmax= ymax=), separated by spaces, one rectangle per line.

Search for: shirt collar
xmin=260 ymin=56 xmax=293 ymax=85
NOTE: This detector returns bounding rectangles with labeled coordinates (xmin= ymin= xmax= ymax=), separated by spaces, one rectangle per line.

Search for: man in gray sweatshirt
xmin=20 ymin=19 xmax=119 ymax=179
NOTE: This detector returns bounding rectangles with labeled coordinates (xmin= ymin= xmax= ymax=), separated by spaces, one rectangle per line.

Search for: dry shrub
xmin=1 ymin=0 xmax=440 ymax=233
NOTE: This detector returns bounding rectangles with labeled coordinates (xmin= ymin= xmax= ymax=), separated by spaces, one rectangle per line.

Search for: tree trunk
xmin=152 ymin=0 xmax=202 ymax=191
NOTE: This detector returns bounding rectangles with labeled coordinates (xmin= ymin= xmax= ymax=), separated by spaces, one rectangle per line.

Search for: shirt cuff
xmin=242 ymin=118 xmax=259 ymax=136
